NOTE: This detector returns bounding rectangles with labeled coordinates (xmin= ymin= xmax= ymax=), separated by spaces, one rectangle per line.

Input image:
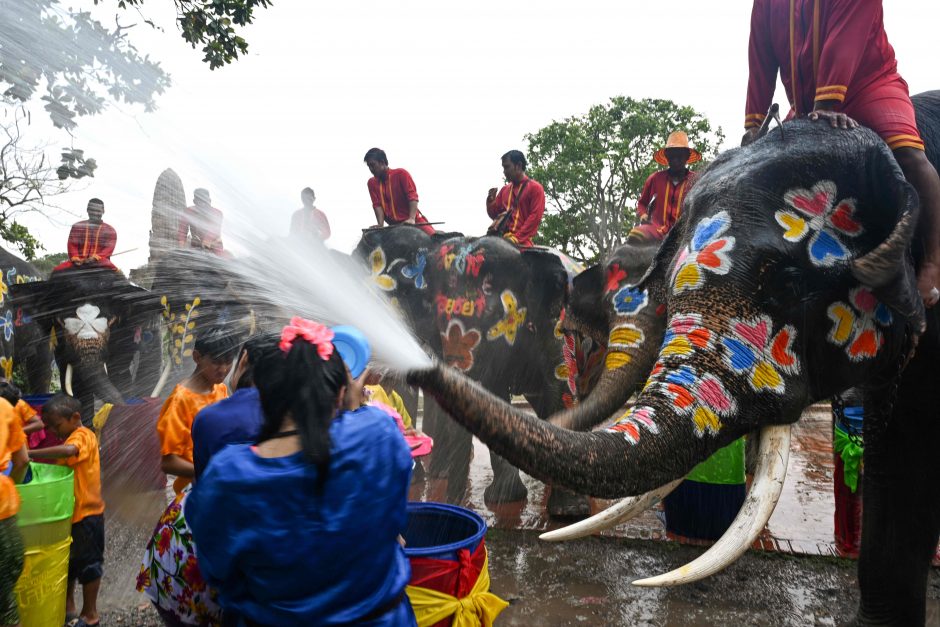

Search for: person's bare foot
xmin=917 ymin=260 xmax=940 ymax=307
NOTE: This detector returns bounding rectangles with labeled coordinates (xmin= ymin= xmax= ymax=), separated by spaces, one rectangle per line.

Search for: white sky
xmin=11 ymin=1 xmax=939 ymax=271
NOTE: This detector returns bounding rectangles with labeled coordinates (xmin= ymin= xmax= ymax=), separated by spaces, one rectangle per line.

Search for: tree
xmin=526 ymin=97 xmax=724 ymax=264
xmin=0 ymin=108 xmax=70 ymax=259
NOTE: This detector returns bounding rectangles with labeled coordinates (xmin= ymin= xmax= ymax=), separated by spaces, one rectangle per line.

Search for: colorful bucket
xmin=403 ymin=502 xmax=507 ymax=627
xmin=14 ymin=462 xmax=75 ymax=627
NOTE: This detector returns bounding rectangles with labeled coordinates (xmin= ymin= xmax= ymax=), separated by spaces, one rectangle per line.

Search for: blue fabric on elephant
xmin=186 ymin=405 xmax=416 ymax=626
xmin=192 ymin=388 xmax=265 ymax=481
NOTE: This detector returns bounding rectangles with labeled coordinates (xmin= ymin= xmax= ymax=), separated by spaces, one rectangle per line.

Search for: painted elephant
xmin=12 ymin=265 xmax=161 ymax=422
xmin=409 ymin=91 xmax=940 ymax=624
xmin=0 ymin=248 xmax=51 ymax=392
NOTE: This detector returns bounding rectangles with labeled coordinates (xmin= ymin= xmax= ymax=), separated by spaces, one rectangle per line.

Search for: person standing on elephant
xmin=364 ymin=147 xmax=436 ymax=235
xmin=628 ymin=132 xmax=701 ymax=242
xmin=290 ymin=187 xmax=331 ymax=241
xmin=156 ymin=328 xmax=237 ymax=495
xmin=52 ymin=198 xmax=118 ymax=273
xmin=485 ymin=150 xmax=545 ymax=248
xmin=743 ymin=0 xmax=940 ymax=306
xmin=178 ymin=188 xmax=226 ymax=255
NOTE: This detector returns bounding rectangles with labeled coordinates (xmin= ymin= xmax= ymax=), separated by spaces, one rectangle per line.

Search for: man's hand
xmin=741 ymin=127 xmax=760 ymax=147
xmin=808 ymin=108 xmax=858 ymax=130
xmin=917 ymin=260 xmax=940 ymax=308
xmin=404 ymin=217 xmax=416 ymax=225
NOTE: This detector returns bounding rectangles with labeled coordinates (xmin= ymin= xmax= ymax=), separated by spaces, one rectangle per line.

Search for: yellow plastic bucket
xmin=14 ymin=462 xmax=75 ymax=627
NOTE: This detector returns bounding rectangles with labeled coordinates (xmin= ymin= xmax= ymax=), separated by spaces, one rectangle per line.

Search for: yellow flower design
xmin=369 ymin=248 xmax=397 ymax=291
xmin=0 ymin=276 xmax=7 ymax=307
xmin=487 ymin=290 xmax=527 ymax=346
xmin=0 ymin=356 xmax=12 ymax=380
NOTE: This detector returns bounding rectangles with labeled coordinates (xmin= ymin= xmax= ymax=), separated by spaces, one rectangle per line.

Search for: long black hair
xmin=254 ymin=337 xmax=348 ymax=480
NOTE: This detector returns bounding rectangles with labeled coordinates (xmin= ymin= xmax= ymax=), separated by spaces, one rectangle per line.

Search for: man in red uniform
xmin=485 ymin=150 xmax=545 ymax=248
xmin=290 ymin=187 xmax=331 ymax=241
xmin=364 ymin=148 xmax=435 ymax=235
xmin=744 ymin=0 xmax=940 ymax=306
xmin=629 ymin=132 xmax=701 ymax=242
xmin=53 ymin=198 xmax=118 ymax=272
xmin=178 ymin=188 xmax=225 ymax=255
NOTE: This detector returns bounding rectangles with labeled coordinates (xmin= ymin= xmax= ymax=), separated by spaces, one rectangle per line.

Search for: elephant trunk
xmin=89 ymin=364 xmax=124 ymax=404
xmin=409 ymin=361 xmax=722 ymax=498
xmin=550 ymin=305 xmax=666 ymax=432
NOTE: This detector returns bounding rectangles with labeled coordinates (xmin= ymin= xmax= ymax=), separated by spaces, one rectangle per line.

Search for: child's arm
xmin=28 ymin=444 xmax=79 ymax=459
xmin=10 ymin=443 xmax=28 ymax=483
xmin=161 ymin=454 xmax=195 ymax=479
xmin=22 ymin=417 xmax=43 ymax=435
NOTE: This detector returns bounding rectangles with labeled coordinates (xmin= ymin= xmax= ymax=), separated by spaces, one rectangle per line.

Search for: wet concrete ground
xmin=95 ymin=402 xmax=940 ymax=625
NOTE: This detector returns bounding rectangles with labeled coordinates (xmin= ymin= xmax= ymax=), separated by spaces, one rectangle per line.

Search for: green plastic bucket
xmin=14 ymin=462 xmax=74 ymax=627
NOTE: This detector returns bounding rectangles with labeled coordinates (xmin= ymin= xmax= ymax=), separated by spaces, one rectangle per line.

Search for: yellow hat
xmin=653 ymin=131 xmax=702 ymax=166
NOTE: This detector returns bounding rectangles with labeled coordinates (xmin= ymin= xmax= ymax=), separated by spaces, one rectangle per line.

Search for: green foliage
xmin=31 ymin=251 xmax=69 ymax=277
xmin=103 ymin=0 xmax=274 ymax=69
xmin=526 ymin=97 xmax=724 ymax=264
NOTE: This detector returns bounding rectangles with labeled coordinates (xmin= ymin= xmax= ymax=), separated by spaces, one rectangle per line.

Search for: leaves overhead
xmin=526 ymin=97 xmax=724 ymax=264
xmin=104 ymin=0 xmax=274 ymax=69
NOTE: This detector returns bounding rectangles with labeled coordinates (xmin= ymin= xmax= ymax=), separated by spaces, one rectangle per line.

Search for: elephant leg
xmin=525 ymin=392 xmax=590 ymax=517
xmin=483 ymin=387 xmax=528 ymax=504
xmin=857 ymin=367 xmax=940 ymax=625
xmin=424 ymin=395 xmax=472 ymax=503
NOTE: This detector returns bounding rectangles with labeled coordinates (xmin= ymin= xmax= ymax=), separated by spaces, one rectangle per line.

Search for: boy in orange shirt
xmin=29 ymin=393 xmax=104 ymax=627
xmin=157 ymin=328 xmax=237 ymax=494
xmin=0 ymin=380 xmax=42 ymax=435
xmin=0 ymin=397 xmax=28 ymax=627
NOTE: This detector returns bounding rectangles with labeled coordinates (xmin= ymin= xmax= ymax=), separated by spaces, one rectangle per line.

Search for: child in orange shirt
xmin=29 ymin=393 xmax=104 ymax=627
xmin=0 ymin=380 xmax=42 ymax=435
xmin=0 ymin=397 xmax=28 ymax=627
xmin=156 ymin=328 xmax=237 ymax=495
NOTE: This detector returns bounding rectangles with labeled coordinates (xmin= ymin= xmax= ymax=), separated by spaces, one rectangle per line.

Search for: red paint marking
xmin=604 ymin=264 xmax=628 ymax=293
xmin=697 ymin=377 xmax=733 ymax=412
xmin=852 ymin=288 xmax=877 ymax=314
xmin=770 ymin=329 xmax=797 ymax=367
xmin=792 ymin=191 xmax=830 ymax=216
xmin=688 ymin=327 xmax=711 ymax=349
xmin=696 ymin=239 xmax=727 ymax=269
xmin=667 ymin=383 xmax=695 ymax=409
xmin=735 ymin=319 xmax=769 ymax=349
xmin=849 ymin=329 xmax=878 ymax=358
xmin=830 ymin=201 xmax=862 ymax=234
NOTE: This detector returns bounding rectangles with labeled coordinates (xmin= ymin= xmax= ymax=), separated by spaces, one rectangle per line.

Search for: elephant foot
xmin=483 ymin=472 xmax=528 ymax=504
xmin=547 ymin=485 xmax=591 ymax=520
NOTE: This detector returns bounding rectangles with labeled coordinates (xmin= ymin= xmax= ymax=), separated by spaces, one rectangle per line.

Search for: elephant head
xmin=410 ymin=119 xmax=923 ymax=582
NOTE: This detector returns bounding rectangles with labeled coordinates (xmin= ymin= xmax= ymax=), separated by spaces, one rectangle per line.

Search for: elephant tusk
xmin=539 ymin=479 xmax=684 ymax=542
xmin=64 ymin=364 xmax=74 ymax=396
xmin=150 ymin=361 xmax=172 ymax=398
xmin=632 ymin=424 xmax=791 ymax=587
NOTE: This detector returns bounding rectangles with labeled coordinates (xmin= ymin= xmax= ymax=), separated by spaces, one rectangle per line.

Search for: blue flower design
xmin=1 ymin=310 xmax=14 ymax=341
xmin=612 ymin=286 xmax=648 ymax=315
xmin=401 ymin=249 xmax=427 ymax=289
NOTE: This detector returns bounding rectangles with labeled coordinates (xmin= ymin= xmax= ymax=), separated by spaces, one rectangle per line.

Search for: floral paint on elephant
xmin=63 ymin=304 xmax=112 ymax=364
xmin=671 ymin=210 xmax=735 ymax=294
xmin=775 ymin=180 xmax=863 ymax=267
xmin=826 ymin=286 xmax=893 ymax=361
xmin=438 ymin=243 xmax=485 ymax=277
xmin=486 ymin=290 xmax=527 ymax=346
xmin=400 ymin=249 xmax=427 ymax=289
xmin=603 ymin=286 xmax=650 ymax=370
xmin=369 ymin=247 xmax=398 ymax=291
xmin=441 ymin=319 xmax=481 ymax=372
xmin=606 ymin=405 xmax=659 ymax=444
xmin=0 ymin=357 xmax=11 ymax=379
xmin=720 ymin=315 xmax=800 ymax=394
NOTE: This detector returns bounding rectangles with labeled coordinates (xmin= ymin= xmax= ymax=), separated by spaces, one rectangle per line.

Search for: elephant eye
xmin=759 ymin=263 xmax=805 ymax=309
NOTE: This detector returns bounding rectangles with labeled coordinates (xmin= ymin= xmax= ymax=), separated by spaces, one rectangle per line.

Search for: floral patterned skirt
xmin=137 ymin=489 xmax=222 ymax=626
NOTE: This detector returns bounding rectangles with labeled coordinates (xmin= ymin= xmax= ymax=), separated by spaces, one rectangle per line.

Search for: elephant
xmin=408 ymin=91 xmax=940 ymax=624
xmin=12 ymin=265 xmax=162 ymax=422
xmin=0 ymin=247 xmax=51 ymax=393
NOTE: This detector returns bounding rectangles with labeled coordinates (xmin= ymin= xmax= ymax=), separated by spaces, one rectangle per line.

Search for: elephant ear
xmin=9 ymin=280 xmax=54 ymax=333
xmin=850 ymin=144 xmax=924 ymax=330
xmin=569 ymin=265 xmax=606 ymax=335
xmin=521 ymin=248 xmax=569 ymax=325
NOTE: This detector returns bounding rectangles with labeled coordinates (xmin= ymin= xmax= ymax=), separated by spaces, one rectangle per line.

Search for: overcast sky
xmin=12 ymin=1 xmax=940 ymax=271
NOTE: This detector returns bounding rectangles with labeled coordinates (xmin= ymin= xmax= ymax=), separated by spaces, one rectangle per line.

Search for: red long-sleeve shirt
xmin=290 ymin=207 xmax=331 ymax=241
xmin=635 ymin=170 xmax=698 ymax=240
xmin=745 ymin=0 xmax=902 ymax=126
xmin=53 ymin=220 xmax=118 ymax=271
xmin=486 ymin=176 xmax=545 ymax=248
xmin=367 ymin=168 xmax=434 ymax=234
xmin=178 ymin=205 xmax=225 ymax=254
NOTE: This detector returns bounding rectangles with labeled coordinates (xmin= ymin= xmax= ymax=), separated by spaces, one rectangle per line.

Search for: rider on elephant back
xmin=364 ymin=147 xmax=436 ymax=235
xmin=52 ymin=198 xmax=119 ymax=273
xmin=178 ymin=187 xmax=226 ymax=256
xmin=628 ymin=132 xmax=701 ymax=243
xmin=485 ymin=149 xmax=545 ymax=248
xmin=743 ymin=0 xmax=940 ymax=306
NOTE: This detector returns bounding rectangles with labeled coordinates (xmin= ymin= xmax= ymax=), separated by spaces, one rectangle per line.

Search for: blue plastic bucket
xmin=403 ymin=502 xmax=486 ymax=560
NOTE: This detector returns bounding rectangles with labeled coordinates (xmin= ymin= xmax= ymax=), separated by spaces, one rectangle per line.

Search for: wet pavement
xmin=95 ymin=402 xmax=940 ymax=625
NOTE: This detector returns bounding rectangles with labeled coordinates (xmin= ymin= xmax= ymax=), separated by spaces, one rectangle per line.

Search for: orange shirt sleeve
xmin=15 ymin=400 xmax=36 ymax=427
xmin=156 ymin=389 xmax=196 ymax=462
